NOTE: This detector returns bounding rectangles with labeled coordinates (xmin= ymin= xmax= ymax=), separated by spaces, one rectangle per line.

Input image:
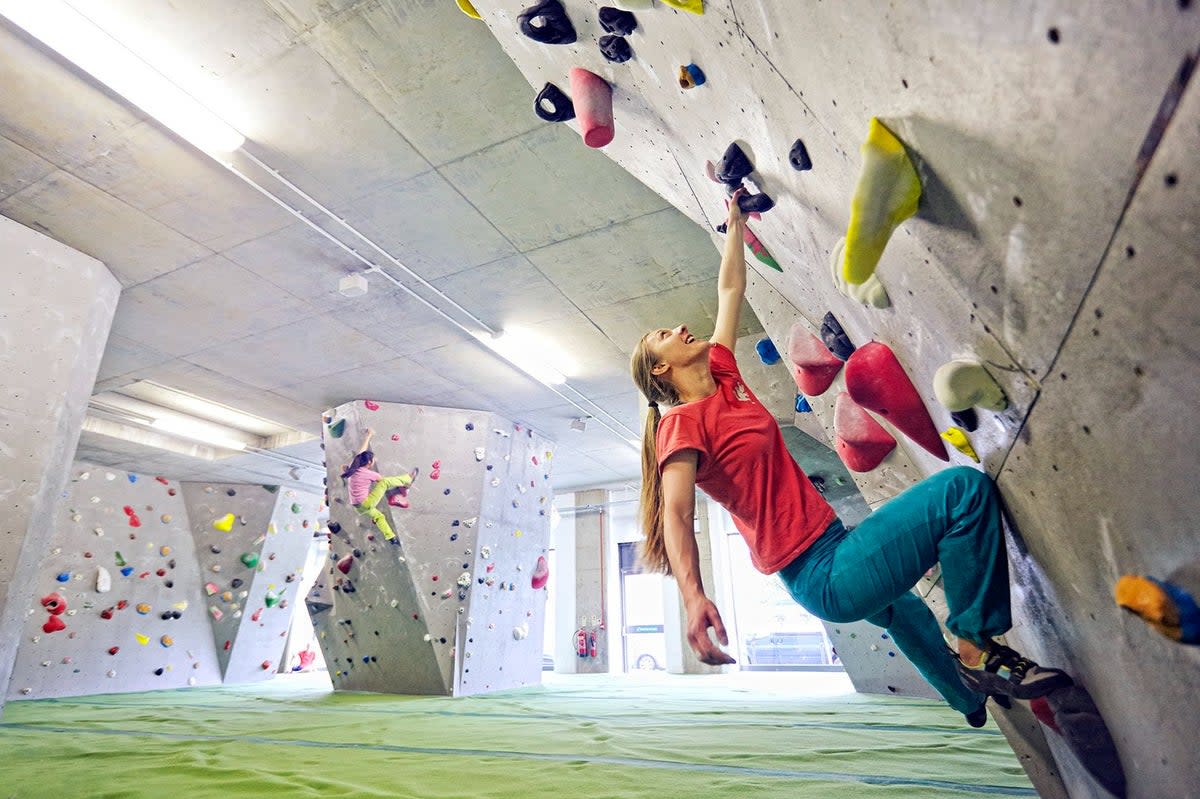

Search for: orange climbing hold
xmin=786 ymin=323 xmax=843 ymax=396
xmin=833 ymin=391 xmax=896 ymax=472
xmin=845 ymin=342 xmax=948 ymax=460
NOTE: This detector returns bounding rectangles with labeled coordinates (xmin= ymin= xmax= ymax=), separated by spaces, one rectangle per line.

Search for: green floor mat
xmin=0 ymin=672 xmax=1033 ymax=798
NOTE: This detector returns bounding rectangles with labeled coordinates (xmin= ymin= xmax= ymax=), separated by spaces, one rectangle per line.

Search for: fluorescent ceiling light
xmin=475 ymin=327 xmax=571 ymax=387
xmin=150 ymin=416 xmax=247 ymax=451
xmin=0 ymin=0 xmax=245 ymax=154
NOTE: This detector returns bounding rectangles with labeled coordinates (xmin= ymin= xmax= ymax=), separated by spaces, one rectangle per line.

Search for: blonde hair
xmin=631 ymin=334 xmax=680 ymax=574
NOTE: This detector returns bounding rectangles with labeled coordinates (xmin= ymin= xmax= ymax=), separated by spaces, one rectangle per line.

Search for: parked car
xmin=743 ymin=631 xmax=831 ymax=666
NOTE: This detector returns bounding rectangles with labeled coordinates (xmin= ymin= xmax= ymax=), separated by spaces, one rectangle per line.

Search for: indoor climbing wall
xmin=6 ymin=463 xmax=222 ymax=700
xmin=181 ymin=482 xmax=322 ymax=683
xmin=0 ymin=218 xmax=120 ymax=717
xmin=471 ymin=2 xmax=1199 ymax=796
xmin=316 ymin=400 xmax=553 ymax=696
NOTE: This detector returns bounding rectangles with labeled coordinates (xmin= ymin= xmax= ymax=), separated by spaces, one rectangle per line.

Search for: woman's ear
xmin=650 ymin=361 xmax=668 ymax=377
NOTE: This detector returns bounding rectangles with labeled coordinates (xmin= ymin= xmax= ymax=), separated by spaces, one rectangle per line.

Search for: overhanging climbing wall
xmin=316 ymin=400 xmax=553 ymax=696
xmin=7 ymin=463 xmax=222 ymax=700
xmin=471 ymin=3 xmax=1200 ymax=796
xmin=182 ymin=483 xmax=323 ymax=683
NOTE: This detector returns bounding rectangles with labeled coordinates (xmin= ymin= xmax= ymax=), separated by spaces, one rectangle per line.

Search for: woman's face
xmin=645 ymin=324 xmax=708 ymax=372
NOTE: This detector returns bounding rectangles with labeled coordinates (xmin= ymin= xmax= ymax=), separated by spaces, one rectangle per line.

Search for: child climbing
xmin=630 ymin=190 xmax=1072 ymax=727
xmin=340 ymin=428 xmax=417 ymax=543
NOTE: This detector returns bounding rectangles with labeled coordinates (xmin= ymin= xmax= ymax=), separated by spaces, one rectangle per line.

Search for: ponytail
xmin=341 ymin=450 xmax=373 ymax=480
xmin=630 ymin=334 xmax=679 ymax=575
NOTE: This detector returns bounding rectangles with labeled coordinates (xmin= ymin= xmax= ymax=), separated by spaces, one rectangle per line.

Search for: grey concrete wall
xmin=0 ymin=216 xmax=120 ymax=716
xmin=572 ymin=489 xmax=609 ymax=674
xmin=6 ymin=463 xmax=222 ymax=699
xmin=474 ymin=3 xmax=1200 ymax=796
xmin=314 ymin=400 xmax=553 ymax=696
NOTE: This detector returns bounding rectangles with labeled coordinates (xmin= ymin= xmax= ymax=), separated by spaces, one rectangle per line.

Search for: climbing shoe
xmin=955 ymin=640 xmax=1073 ymax=700
xmin=965 ymin=703 xmax=988 ymax=728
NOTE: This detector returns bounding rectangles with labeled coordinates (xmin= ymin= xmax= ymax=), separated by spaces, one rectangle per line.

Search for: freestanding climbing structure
xmin=315 ymin=400 xmax=554 ymax=697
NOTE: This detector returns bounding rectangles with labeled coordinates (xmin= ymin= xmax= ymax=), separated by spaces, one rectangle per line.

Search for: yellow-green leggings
xmin=354 ymin=474 xmax=413 ymax=540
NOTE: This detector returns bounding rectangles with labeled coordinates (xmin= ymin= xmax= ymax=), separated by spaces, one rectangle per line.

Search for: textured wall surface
xmin=6 ymin=463 xmax=222 ymax=700
xmin=313 ymin=400 xmax=553 ymax=696
xmin=0 ymin=217 xmax=120 ymax=716
xmin=471 ymin=2 xmax=1200 ymax=796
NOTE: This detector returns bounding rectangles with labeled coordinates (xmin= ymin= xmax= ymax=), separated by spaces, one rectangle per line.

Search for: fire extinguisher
xmin=576 ymin=628 xmax=588 ymax=658
xmin=587 ymin=628 xmax=598 ymax=658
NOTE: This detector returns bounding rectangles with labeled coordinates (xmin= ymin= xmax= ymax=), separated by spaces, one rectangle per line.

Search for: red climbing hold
xmin=155 ymin=476 xmax=169 ymax=485
xmin=251 ymin=607 xmax=263 ymax=622
xmin=568 ymin=67 xmax=614 ymax=148
xmin=43 ymin=615 xmax=66 ymax=634
xmin=786 ymin=323 xmax=843 ymax=396
xmin=337 ymin=554 xmax=354 ymax=575
xmin=834 ymin=391 xmax=896 ymax=472
xmin=123 ymin=506 xmax=134 ymax=516
xmin=108 ymin=646 xmax=120 ymax=655
xmin=41 ymin=593 xmax=67 ymax=615
xmin=532 ymin=555 xmax=550 ymax=590
xmin=128 ymin=515 xmax=141 ymax=527
xmin=364 ymin=400 xmax=380 ymax=411
xmin=101 ymin=607 xmax=114 ymax=620
xmin=261 ymin=660 xmax=272 ymax=670
xmin=844 ymin=342 xmax=948 ymax=460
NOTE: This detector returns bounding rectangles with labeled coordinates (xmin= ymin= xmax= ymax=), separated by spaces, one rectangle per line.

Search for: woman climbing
xmin=341 ymin=428 xmax=417 ymax=543
xmin=630 ymin=190 xmax=1071 ymax=725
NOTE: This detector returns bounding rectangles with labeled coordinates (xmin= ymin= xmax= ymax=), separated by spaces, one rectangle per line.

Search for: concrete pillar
xmin=572 ymin=489 xmax=609 ymax=674
xmin=550 ymin=496 xmax=578 ymax=673
xmin=663 ymin=495 xmax=726 ymax=674
xmin=0 ymin=217 xmax=120 ymax=718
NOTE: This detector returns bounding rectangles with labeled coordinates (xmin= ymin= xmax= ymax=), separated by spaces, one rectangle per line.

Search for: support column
xmin=573 ymin=489 xmax=609 ymax=674
xmin=0 ymin=217 xmax=120 ymax=717
xmin=663 ymin=495 xmax=725 ymax=674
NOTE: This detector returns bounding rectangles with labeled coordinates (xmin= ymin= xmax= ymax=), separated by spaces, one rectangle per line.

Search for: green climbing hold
xmin=114 ymin=551 xmax=127 ymax=567
xmin=264 ymin=590 xmax=281 ymax=608
xmin=329 ymin=419 xmax=346 ymax=438
xmin=262 ymin=485 xmax=279 ymax=493
xmin=240 ymin=552 xmax=260 ymax=569
xmin=291 ymin=503 xmax=301 ymax=513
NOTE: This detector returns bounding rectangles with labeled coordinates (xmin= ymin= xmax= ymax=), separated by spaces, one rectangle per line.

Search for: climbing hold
xmin=795 ymin=395 xmax=813 ymax=413
xmin=513 ymin=623 xmax=530 ymax=640
xmin=212 ymin=513 xmax=236 ymax=532
xmin=135 ymin=603 xmax=151 ymax=615
xmin=240 ymin=552 xmax=259 ymax=568
xmin=209 ymin=607 xmax=223 ymax=621
xmin=1033 ymin=685 xmax=1127 ymax=798
xmin=108 ymin=646 xmax=120 ymax=655
xmin=598 ymin=6 xmax=637 ymax=35
xmin=662 ymin=0 xmax=703 ymax=12
xmin=678 ymin=63 xmax=706 ymax=89
xmin=755 ymin=338 xmax=781 ymax=365
xmin=261 ymin=660 xmax=272 ymax=670
xmin=474 ymin=447 xmax=486 ymax=461
xmin=135 ymin=633 xmax=150 ymax=645
xmin=738 ymin=224 xmax=782 ymax=272
xmin=251 ymin=607 xmax=263 ymax=622
xmin=328 ymin=419 xmax=346 ymax=438
xmin=42 ymin=615 xmax=66 ymax=634
xmin=1115 ymin=568 xmax=1200 ymax=644
xmin=820 ymin=312 xmax=855 ymax=361
xmin=291 ymin=503 xmax=301 ymax=513
xmin=532 ymin=555 xmax=550 ymax=590
xmin=599 ymin=34 xmax=633 ymax=63
xmin=933 ymin=359 xmax=1009 ymax=412
xmin=160 ymin=545 xmax=171 ymax=557
xmin=119 ymin=566 xmax=133 ymax=577
xmin=264 ymin=590 xmax=281 ymax=608
xmin=941 ymin=427 xmax=980 ymax=462
xmin=841 ymin=118 xmax=921 ymax=286
xmin=55 ymin=571 xmax=70 ymax=583
xmin=127 ymin=473 xmax=137 ymax=483
xmin=160 ymin=514 xmax=172 ymax=524
xmin=204 ymin=582 xmax=219 ymax=596
xmin=100 ymin=607 xmax=114 ymax=620
xmin=337 ymin=554 xmax=354 ymax=575
xmin=830 ymin=237 xmax=889 ymax=308
xmin=155 ymin=476 xmax=169 ymax=485
xmin=715 ymin=142 xmax=753 ymax=186
xmin=455 ymin=0 xmax=482 ymax=19
xmin=327 ymin=522 xmax=341 ymax=535
xmin=789 ymin=138 xmax=813 ymax=171
xmin=364 ymin=400 xmax=380 ymax=411
xmin=568 ymin=68 xmax=614 ymax=148
xmin=42 ymin=593 xmax=67 ymax=614
xmin=787 ymin=322 xmax=843 ymax=396
xmin=834 ymin=391 xmax=896 ymax=472
xmin=951 ymin=408 xmax=979 ymax=432
xmin=518 ymin=0 xmax=577 ymax=45
xmin=737 ymin=191 xmax=774 ymax=215
xmin=845 ymin=342 xmax=948 ymax=460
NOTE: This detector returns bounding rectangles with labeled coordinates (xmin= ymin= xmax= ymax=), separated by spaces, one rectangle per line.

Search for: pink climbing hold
xmin=364 ymin=400 xmax=380 ymax=411
xmin=43 ymin=615 xmax=66 ymax=634
xmin=336 ymin=554 xmax=354 ymax=575
xmin=844 ymin=342 xmax=949 ymax=460
xmin=568 ymin=67 xmax=614 ymax=148
xmin=787 ymin=323 xmax=843 ymax=396
xmin=251 ymin=607 xmax=263 ymax=622
xmin=834 ymin=391 xmax=896 ymax=472
xmin=390 ymin=434 xmax=400 ymax=441
xmin=531 ymin=555 xmax=550 ymax=590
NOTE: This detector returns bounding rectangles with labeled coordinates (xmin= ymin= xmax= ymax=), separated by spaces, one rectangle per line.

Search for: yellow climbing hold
xmin=212 ymin=513 xmax=236 ymax=532
xmin=842 ymin=118 xmax=921 ymax=285
xmin=940 ymin=427 xmax=980 ymax=462
xmin=455 ymin=0 xmax=482 ymax=19
xmin=661 ymin=0 xmax=704 ymax=14
xmin=135 ymin=632 xmax=150 ymax=645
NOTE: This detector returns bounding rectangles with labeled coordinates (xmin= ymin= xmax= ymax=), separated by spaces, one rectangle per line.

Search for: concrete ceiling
xmin=0 ymin=0 xmax=800 ymax=493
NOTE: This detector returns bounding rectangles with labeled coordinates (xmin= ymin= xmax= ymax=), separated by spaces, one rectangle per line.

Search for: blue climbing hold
xmin=120 ymin=566 xmax=134 ymax=577
xmin=755 ymin=338 xmax=781 ymax=365
xmin=795 ymin=395 xmax=813 ymax=413
xmin=127 ymin=473 xmax=138 ymax=483
xmin=55 ymin=572 xmax=70 ymax=583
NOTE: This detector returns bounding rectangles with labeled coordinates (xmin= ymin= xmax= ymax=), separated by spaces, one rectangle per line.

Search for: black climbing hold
xmin=465 ymin=423 xmax=474 ymax=431
xmin=231 ymin=578 xmax=244 ymax=589
xmin=210 ymin=545 xmax=221 ymax=554
xmin=327 ymin=521 xmax=342 ymax=535
xmin=534 ymin=82 xmax=575 ymax=122
xmin=599 ymin=34 xmax=633 ymax=63
xmin=154 ymin=667 xmax=164 ymax=676
xmin=716 ymin=142 xmax=754 ymax=185
xmin=715 ymin=222 xmax=728 ymax=234
xmin=164 ymin=580 xmax=174 ymax=588
xmin=951 ymin=408 xmax=979 ymax=432
xmin=598 ymin=6 xmax=636 ymax=35
xmin=171 ymin=610 xmax=182 ymax=620
xmin=352 ymin=548 xmax=363 ymax=559
xmin=738 ymin=192 xmax=775 ymax=214
xmin=789 ymin=138 xmax=813 ymax=171
xmin=161 ymin=611 xmax=172 ymax=620
xmin=820 ymin=312 xmax=855 ymax=361
xmin=518 ymin=0 xmax=576 ymax=45
xmin=810 ymin=475 xmax=827 ymax=494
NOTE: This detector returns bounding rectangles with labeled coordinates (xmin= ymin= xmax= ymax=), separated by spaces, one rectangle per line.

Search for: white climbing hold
xmin=513 ymin=623 xmax=530 ymax=640
xmin=933 ymin=359 xmax=1009 ymax=412
xmin=96 ymin=567 xmax=111 ymax=593
xmin=830 ymin=237 xmax=890 ymax=308
xmin=474 ymin=447 xmax=486 ymax=461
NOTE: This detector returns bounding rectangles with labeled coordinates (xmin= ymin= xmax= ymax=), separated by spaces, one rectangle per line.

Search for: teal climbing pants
xmin=777 ymin=467 xmax=1010 ymax=714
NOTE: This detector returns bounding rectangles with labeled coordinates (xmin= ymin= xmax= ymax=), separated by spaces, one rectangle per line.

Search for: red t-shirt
xmin=656 ymin=343 xmax=835 ymax=573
